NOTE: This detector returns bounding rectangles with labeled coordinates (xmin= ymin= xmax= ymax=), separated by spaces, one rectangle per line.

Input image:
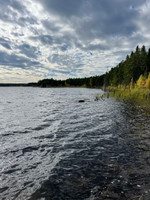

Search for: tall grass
xmin=106 ymin=73 xmax=150 ymax=107
xmin=109 ymin=86 xmax=150 ymax=107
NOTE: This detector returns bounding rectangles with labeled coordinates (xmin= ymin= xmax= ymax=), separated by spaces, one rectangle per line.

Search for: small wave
xmin=22 ymin=146 xmax=40 ymax=155
xmin=0 ymin=187 xmax=9 ymax=193
xmin=3 ymin=168 xmax=21 ymax=175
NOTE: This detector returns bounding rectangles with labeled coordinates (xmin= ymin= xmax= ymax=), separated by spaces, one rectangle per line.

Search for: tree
xmin=141 ymin=45 xmax=147 ymax=74
xmin=130 ymin=78 xmax=135 ymax=90
xmin=137 ymin=75 xmax=146 ymax=87
xmin=145 ymin=73 xmax=150 ymax=89
xmin=147 ymin=48 xmax=150 ymax=73
xmin=89 ymin=78 xmax=93 ymax=88
xmin=135 ymin=45 xmax=140 ymax=55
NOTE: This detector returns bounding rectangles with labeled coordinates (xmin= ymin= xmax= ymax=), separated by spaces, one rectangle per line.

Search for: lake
xmin=0 ymin=87 xmax=150 ymax=200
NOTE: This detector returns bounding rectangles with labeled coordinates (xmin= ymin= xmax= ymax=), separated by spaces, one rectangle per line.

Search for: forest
xmin=37 ymin=45 xmax=150 ymax=89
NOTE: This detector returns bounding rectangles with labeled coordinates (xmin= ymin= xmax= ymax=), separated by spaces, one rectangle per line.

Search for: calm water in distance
xmin=0 ymin=87 xmax=150 ymax=200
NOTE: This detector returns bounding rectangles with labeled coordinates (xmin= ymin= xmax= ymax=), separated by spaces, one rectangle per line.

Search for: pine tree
xmin=141 ymin=45 xmax=147 ymax=74
xmin=147 ymin=48 xmax=150 ymax=73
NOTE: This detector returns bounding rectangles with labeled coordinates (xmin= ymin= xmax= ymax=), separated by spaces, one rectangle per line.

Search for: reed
xmin=109 ymin=86 xmax=150 ymax=106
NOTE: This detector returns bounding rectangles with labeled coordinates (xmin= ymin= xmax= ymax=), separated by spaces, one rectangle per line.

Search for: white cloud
xmin=0 ymin=0 xmax=150 ymax=82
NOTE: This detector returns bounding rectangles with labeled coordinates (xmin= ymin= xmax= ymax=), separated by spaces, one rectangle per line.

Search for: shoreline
xmin=106 ymin=86 xmax=150 ymax=108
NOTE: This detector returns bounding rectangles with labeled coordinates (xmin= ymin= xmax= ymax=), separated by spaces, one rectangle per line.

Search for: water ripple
xmin=0 ymin=88 xmax=150 ymax=200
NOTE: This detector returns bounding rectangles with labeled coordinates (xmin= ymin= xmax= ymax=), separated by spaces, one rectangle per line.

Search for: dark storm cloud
xmin=0 ymin=51 xmax=41 ymax=69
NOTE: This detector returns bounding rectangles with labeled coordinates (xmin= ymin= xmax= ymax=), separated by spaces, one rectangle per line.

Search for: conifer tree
xmin=141 ymin=45 xmax=147 ymax=74
xmin=147 ymin=48 xmax=150 ymax=73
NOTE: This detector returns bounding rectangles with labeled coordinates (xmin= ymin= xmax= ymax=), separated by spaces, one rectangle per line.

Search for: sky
xmin=0 ymin=0 xmax=150 ymax=83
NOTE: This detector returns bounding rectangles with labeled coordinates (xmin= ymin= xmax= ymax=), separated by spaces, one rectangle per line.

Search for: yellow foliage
xmin=136 ymin=75 xmax=145 ymax=87
xmin=89 ymin=78 xmax=93 ymax=87
xmin=81 ymin=84 xmax=87 ymax=87
xmin=65 ymin=81 xmax=70 ymax=87
xmin=145 ymin=73 xmax=150 ymax=89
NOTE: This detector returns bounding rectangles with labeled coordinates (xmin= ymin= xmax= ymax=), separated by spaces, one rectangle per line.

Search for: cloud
xmin=0 ymin=51 xmax=41 ymax=69
xmin=30 ymin=35 xmax=53 ymax=45
xmin=17 ymin=43 xmax=39 ymax=58
xmin=0 ymin=38 xmax=12 ymax=50
xmin=0 ymin=0 xmax=38 ymax=26
xmin=42 ymin=20 xmax=60 ymax=33
xmin=37 ymin=0 xmax=83 ymax=18
xmin=0 ymin=0 xmax=150 ymax=82
xmin=38 ymin=0 xmax=143 ymax=38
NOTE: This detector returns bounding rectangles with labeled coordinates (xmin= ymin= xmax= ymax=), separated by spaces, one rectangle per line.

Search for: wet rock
xmin=78 ymin=100 xmax=85 ymax=103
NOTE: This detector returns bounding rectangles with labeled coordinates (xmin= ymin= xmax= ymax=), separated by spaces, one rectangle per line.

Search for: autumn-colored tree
xmin=137 ymin=75 xmax=146 ymax=87
xmin=89 ymin=78 xmax=93 ymax=87
xmin=65 ymin=81 xmax=70 ymax=87
xmin=145 ymin=73 xmax=150 ymax=89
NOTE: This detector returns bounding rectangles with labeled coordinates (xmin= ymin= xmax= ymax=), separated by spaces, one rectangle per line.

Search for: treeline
xmin=104 ymin=45 xmax=150 ymax=87
xmin=0 ymin=83 xmax=37 ymax=87
xmin=36 ymin=45 xmax=150 ymax=88
xmin=37 ymin=76 xmax=105 ymax=88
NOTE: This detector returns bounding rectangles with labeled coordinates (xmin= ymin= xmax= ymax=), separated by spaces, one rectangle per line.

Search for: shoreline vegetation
xmin=102 ymin=73 xmax=150 ymax=106
xmin=1 ymin=45 xmax=150 ymax=106
xmin=105 ymin=86 xmax=150 ymax=106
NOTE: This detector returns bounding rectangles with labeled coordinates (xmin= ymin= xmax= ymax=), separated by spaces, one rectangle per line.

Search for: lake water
xmin=0 ymin=87 xmax=150 ymax=200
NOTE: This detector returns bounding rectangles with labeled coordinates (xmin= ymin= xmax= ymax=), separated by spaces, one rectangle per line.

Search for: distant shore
xmin=0 ymin=83 xmax=37 ymax=87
